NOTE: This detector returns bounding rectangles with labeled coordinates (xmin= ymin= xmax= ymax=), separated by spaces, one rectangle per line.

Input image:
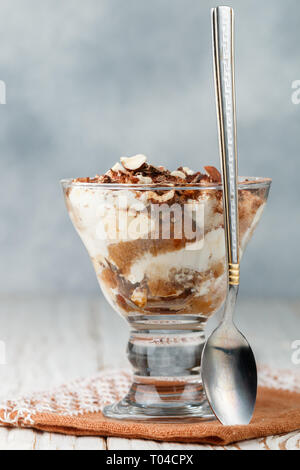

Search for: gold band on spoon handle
xmin=211 ymin=6 xmax=240 ymax=286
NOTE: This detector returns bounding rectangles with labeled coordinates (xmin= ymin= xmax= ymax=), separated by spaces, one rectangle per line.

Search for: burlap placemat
xmin=0 ymin=367 xmax=299 ymax=445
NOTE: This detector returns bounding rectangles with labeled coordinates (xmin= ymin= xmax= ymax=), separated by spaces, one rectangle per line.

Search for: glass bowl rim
xmin=60 ymin=176 xmax=272 ymax=191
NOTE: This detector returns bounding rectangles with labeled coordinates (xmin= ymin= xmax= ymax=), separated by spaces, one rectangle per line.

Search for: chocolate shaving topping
xmin=72 ymin=156 xmax=222 ymax=186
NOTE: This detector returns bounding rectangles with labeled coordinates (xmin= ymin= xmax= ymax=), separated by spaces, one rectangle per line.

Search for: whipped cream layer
xmin=126 ymin=228 xmax=225 ymax=285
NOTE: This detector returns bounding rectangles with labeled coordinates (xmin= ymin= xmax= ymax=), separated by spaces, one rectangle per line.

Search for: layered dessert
xmin=64 ymin=155 xmax=268 ymax=318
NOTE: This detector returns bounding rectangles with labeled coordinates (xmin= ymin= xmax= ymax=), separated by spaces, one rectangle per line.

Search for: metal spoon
xmin=201 ymin=6 xmax=257 ymax=425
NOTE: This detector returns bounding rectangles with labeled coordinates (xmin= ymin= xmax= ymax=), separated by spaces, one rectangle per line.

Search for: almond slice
xmin=120 ymin=154 xmax=147 ymax=171
xmin=136 ymin=174 xmax=153 ymax=184
xmin=204 ymin=166 xmax=222 ymax=182
xmin=182 ymin=166 xmax=195 ymax=176
xmin=171 ymin=170 xmax=186 ymax=179
xmin=148 ymin=190 xmax=175 ymax=202
xmin=111 ymin=162 xmax=127 ymax=174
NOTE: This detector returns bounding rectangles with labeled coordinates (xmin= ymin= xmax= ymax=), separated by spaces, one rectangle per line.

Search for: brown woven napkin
xmin=0 ymin=368 xmax=299 ymax=445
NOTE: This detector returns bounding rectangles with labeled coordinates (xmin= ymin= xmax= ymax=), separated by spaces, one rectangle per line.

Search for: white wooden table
xmin=0 ymin=295 xmax=299 ymax=450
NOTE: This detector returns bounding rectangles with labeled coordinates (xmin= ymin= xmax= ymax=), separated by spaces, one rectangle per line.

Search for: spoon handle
xmin=211 ymin=6 xmax=239 ymax=287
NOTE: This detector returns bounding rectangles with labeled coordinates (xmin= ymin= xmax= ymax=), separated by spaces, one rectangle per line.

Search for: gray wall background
xmin=0 ymin=0 xmax=299 ymax=297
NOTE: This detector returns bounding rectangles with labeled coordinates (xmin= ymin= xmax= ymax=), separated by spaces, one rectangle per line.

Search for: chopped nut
xmin=121 ymin=154 xmax=147 ymax=171
xmin=97 ymin=174 xmax=112 ymax=183
xmin=111 ymin=162 xmax=127 ymax=174
xmin=171 ymin=170 xmax=186 ymax=179
xmin=74 ymin=177 xmax=90 ymax=183
xmin=188 ymin=172 xmax=204 ymax=183
xmin=136 ymin=174 xmax=153 ymax=184
xmin=204 ymin=166 xmax=222 ymax=182
xmin=182 ymin=166 xmax=195 ymax=176
xmin=148 ymin=190 xmax=175 ymax=202
xmin=131 ymin=288 xmax=147 ymax=308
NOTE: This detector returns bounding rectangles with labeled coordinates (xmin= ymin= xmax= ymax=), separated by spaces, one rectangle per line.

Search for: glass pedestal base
xmin=103 ymin=315 xmax=215 ymax=422
xmin=103 ymin=378 xmax=214 ymax=421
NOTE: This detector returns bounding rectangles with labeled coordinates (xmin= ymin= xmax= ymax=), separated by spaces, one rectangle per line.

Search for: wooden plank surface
xmin=0 ymin=295 xmax=298 ymax=450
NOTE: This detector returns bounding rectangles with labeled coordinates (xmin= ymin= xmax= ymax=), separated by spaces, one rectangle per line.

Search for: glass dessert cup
xmin=61 ymin=177 xmax=271 ymax=421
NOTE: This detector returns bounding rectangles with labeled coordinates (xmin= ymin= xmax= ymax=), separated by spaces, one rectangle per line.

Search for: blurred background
xmin=0 ymin=0 xmax=299 ymax=298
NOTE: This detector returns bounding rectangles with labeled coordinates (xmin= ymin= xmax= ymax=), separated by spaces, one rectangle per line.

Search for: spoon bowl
xmin=202 ymin=288 xmax=257 ymax=425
